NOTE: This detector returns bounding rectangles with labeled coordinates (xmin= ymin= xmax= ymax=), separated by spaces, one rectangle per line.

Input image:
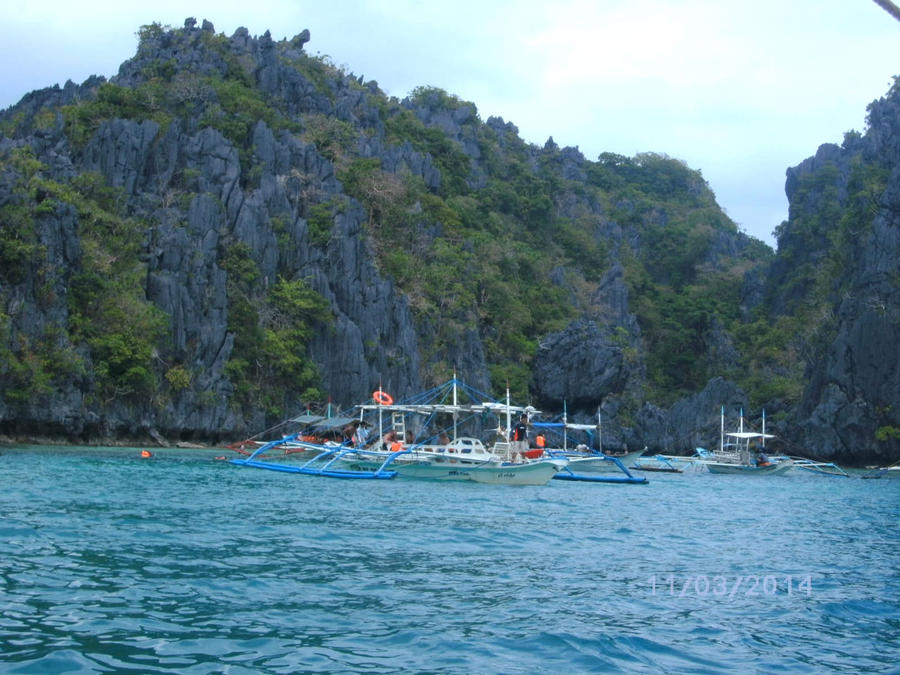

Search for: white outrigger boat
xmin=530 ymin=412 xmax=648 ymax=484
xmin=697 ymin=435 xmax=794 ymax=475
xmin=694 ymin=407 xmax=855 ymax=477
xmin=229 ymin=379 xmax=568 ymax=485
xmin=695 ymin=407 xmax=793 ymax=475
xmin=550 ymin=443 xmax=646 ymax=474
xmin=339 ymin=436 xmax=566 ymax=485
xmin=631 ymin=454 xmax=698 ymax=473
xmin=337 ymin=378 xmax=568 ymax=486
xmin=229 ymin=427 xmax=566 ymax=485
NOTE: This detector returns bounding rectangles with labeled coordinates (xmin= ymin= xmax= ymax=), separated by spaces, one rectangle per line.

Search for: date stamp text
xmin=648 ymin=574 xmax=812 ymax=598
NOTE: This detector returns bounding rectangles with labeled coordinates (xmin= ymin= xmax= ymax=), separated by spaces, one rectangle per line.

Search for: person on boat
xmin=382 ymin=429 xmax=397 ymax=450
xmin=512 ymin=415 xmax=529 ymax=462
xmin=342 ymin=422 xmax=358 ymax=446
xmin=353 ymin=421 xmax=370 ymax=447
xmin=756 ymin=450 xmax=771 ymax=467
xmin=439 ymin=430 xmax=451 ymax=446
xmin=533 ymin=432 xmax=546 ymax=458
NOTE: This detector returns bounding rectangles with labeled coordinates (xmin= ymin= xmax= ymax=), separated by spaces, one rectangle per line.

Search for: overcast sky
xmin=1 ymin=1 xmax=897 ymax=247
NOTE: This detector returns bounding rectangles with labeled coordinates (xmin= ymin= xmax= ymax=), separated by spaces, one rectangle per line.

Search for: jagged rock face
xmin=532 ymin=318 xmax=628 ymax=408
xmin=796 ymin=215 xmax=899 ymax=462
xmin=532 ymin=256 xmax=648 ymax=413
xmin=777 ymin=86 xmax=900 ymax=463
xmin=585 ymin=377 xmax=750 ymax=455
xmin=0 ymin=25 xmax=430 ymax=442
xmin=665 ymin=377 xmax=751 ymax=452
xmin=0 ymin=20 xmax=896 ymax=464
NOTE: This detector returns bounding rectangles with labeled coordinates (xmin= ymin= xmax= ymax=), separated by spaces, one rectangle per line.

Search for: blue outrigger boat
xmin=552 ymin=453 xmax=648 ymax=484
xmin=230 ymin=433 xmax=402 ymax=479
xmin=531 ymin=412 xmax=649 ymax=485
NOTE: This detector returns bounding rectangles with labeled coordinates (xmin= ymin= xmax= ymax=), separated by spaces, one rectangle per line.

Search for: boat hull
xmin=861 ymin=466 xmax=900 ymax=479
xmin=563 ymin=457 xmax=616 ymax=472
xmin=632 ymin=464 xmax=683 ymax=473
xmin=549 ymin=449 xmax=645 ymax=472
xmin=605 ymin=449 xmax=647 ymax=468
xmin=703 ymin=459 xmax=794 ymax=475
xmin=632 ymin=455 xmax=695 ymax=473
xmin=342 ymin=457 xmax=565 ymax=485
xmin=465 ymin=460 xmax=564 ymax=485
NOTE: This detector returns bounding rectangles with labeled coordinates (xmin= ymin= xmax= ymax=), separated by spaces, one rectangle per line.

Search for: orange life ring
xmin=373 ymin=390 xmax=394 ymax=405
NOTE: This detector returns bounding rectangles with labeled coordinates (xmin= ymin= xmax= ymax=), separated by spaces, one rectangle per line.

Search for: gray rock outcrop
xmin=0 ymin=20 xmax=896 ymax=466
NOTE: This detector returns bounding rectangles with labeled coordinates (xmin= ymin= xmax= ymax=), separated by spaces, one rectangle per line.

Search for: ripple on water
xmin=0 ymin=446 xmax=898 ymax=672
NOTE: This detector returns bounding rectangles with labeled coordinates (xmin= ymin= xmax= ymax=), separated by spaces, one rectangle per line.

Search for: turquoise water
xmin=1 ymin=446 xmax=898 ymax=674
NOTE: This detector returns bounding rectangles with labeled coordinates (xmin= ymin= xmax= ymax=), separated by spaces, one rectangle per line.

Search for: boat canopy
xmin=560 ymin=423 xmax=597 ymax=431
xmin=726 ymin=432 xmax=776 ymax=440
xmin=358 ymin=401 xmax=538 ymax=416
xmin=312 ymin=416 xmax=357 ymax=430
xmin=290 ymin=413 xmax=325 ymax=425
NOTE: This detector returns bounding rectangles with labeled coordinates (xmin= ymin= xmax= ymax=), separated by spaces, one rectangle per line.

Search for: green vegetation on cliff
xmin=0 ymin=20 xmax=830 ymax=428
xmin=0 ymin=149 xmax=166 ymax=404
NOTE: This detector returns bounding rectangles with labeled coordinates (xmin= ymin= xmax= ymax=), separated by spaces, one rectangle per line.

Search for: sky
xmin=1 ymin=1 xmax=898 ymax=248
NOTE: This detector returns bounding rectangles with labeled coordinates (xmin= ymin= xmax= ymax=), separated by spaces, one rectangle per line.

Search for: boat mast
xmin=377 ymin=387 xmax=384 ymax=444
xmin=452 ymin=373 xmax=458 ymax=440
xmin=505 ymin=385 xmax=512 ymax=442
xmin=762 ymin=409 xmax=766 ymax=448
xmin=720 ymin=406 xmax=724 ymax=454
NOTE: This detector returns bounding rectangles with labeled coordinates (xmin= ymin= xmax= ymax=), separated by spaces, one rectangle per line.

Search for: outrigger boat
xmin=631 ymin=454 xmax=697 ymax=473
xmin=273 ymin=378 xmax=568 ymax=486
xmin=340 ymin=436 xmax=566 ymax=485
xmin=861 ymin=460 xmax=900 ymax=479
xmin=229 ymin=378 xmax=657 ymax=485
xmin=698 ymin=435 xmax=794 ymax=475
xmin=695 ymin=407 xmax=793 ymax=475
xmin=224 ymin=406 xmax=361 ymax=457
xmin=530 ymin=410 xmax=648 ymax=484
xmin=229 ymin=434 xmax=400 ymax=479
xmin=694 ymin=407 xmax=850 ymax=477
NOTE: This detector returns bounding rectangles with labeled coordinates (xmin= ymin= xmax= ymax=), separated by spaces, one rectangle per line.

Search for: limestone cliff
xmin=0 ymin=20 xmax=896 ymax=464
xmin=768 ymin=81 xmax=900 ymax=463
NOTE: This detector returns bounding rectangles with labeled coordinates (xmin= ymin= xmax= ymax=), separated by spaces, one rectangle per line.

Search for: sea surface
xmin=1 ymin=445 xmax=898 ymax=674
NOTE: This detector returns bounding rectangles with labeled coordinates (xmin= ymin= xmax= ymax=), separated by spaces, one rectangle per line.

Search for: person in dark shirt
xmin=512 ymin=415 xmax=529 ymax=462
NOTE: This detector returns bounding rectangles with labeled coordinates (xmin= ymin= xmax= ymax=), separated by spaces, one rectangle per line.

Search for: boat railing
xmin=492 ymin=440 xmax=513 ymax=461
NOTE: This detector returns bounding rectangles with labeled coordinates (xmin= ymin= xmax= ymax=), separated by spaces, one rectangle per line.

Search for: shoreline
xmin=0 ymin=436 xmax=891 ymax=469
xmin=0 ymin=434 xmax=218 ymax=450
